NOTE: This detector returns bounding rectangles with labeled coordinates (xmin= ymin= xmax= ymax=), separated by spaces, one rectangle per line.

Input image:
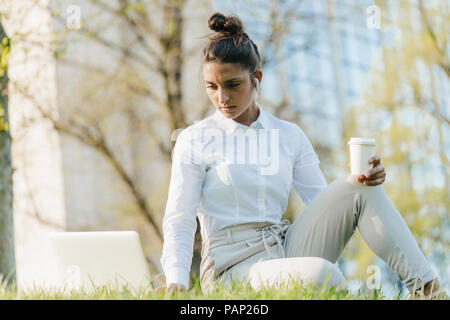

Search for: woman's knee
xmin=248 ymin=257 xmax=347 ymax=290
xmin=330 ymin=173 xmax=373 ymax=192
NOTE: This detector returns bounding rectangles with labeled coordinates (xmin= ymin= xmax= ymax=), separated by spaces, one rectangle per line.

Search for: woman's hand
xmin=356 ymin=155 xmax=386 ymax=186
xmin=155 ymin=283 xmax=187 ymax=294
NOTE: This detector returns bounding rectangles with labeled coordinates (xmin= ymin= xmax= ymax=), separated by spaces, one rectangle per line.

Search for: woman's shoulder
xmin=266 ymin=112 xmax=308 ymax=137
xmin=266 ymin=113 xmax=316 ymax=156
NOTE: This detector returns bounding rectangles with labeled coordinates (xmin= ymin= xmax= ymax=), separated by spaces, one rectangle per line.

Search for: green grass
xmin=0 ymin=276 xmax=413 ymax=300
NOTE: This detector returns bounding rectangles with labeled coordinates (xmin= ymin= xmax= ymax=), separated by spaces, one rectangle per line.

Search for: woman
xmin=157 ymin=12 xmax=444 ymax=299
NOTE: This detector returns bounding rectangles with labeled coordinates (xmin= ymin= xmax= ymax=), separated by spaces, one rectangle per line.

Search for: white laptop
xmin=49 ymin=231 xmax=152 ymax=291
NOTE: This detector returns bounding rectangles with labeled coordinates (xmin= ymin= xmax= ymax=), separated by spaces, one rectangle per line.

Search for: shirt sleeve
xmin=292 ymin=127 xmax=327 ymax=205
xmin=160 ymin=128 xmax=206 ymax=289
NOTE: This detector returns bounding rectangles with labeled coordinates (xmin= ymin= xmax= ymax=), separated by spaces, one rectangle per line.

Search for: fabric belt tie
xmin=261 ymin=219 xmax=290 ymax=259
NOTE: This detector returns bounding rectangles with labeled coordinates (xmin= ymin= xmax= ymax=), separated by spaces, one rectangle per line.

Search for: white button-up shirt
xmin=160 ymin=104 xmax=328 ymax=288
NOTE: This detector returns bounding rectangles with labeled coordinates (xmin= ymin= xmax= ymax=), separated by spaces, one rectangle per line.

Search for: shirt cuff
xmin=164 ymin=266 xmax=190 ymax=289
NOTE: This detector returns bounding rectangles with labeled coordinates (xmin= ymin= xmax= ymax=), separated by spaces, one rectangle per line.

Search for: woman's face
xmin=203 ymin=62 xmax=261 ymax=120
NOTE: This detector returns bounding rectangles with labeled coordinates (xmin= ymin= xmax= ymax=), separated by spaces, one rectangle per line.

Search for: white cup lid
xmin=348 ymin=137 xmax=376 ymax=145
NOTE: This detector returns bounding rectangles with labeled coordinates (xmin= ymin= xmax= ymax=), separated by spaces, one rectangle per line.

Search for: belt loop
xmin=226 ymin=228 xmax=232 ymax=245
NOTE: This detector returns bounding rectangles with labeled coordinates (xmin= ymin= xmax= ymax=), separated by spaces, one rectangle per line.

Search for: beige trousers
xmin=199 ymin=174 xmax=437 ymax=294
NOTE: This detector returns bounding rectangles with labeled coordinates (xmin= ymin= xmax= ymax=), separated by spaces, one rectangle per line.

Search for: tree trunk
xmin=0 ymin=22 xmax=16 ymax=286
xmin=160 ymin=0 xmax=201 ymax=283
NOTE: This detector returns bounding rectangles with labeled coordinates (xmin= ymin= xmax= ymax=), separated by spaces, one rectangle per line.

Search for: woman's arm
xmin=160 ymin=128 xmax=206 ymax=290
xmin=291 ymin=127 xmax=328 ymax=205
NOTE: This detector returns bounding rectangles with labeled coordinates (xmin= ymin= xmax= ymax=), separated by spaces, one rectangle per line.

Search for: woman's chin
xmin=219 ymin=108 xmax=237 ymax=117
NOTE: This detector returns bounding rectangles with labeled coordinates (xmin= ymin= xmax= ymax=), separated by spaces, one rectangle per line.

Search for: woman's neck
xmin=234 ymin=102 xmax=260 ymax=127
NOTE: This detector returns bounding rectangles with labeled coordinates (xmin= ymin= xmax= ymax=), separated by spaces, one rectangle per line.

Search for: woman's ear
xmin=252 ymin=70 xmax=262 ymax=97
xmin=253 ymin=69 xmax=263 ymax=83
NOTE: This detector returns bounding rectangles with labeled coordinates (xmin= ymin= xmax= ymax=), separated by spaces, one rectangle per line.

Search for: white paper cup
xmin=348 ymin=137 xmax=376 ymax=175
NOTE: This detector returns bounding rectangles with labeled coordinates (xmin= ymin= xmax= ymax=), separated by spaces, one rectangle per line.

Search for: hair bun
xmin=208 ymin=12 xmax=244 ymax=35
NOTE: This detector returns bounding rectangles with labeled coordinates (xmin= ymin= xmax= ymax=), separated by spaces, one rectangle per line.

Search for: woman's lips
xmin=221 ymin=106 xmax=236 ymax=112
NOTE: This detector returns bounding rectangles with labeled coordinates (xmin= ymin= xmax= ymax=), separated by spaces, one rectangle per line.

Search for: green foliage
xmin=0 ymin=104 xmax=8 ymax=132
xmin=0 ymin=36 xmax=9 ymax=75
xmin=0 ymin=34 xmax=9 ymax=132
xmin=0 ymin=276 xmax=404 ymax=300
xmin=0 ymin=274 xmax=444 ymax=300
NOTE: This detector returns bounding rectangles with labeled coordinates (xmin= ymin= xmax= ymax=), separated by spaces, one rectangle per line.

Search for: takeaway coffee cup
xmin=348 ymin=137 xmax=376 ymax=175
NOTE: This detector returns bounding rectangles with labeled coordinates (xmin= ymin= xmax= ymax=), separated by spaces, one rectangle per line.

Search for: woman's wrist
xmin=164 ymin=266 xmax=190 ymax=289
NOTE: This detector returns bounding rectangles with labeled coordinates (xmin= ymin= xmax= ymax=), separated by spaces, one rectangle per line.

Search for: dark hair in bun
xmin=202 ymin=12 xmax=261 ymax=88
xmin=208 ymin=12 xmax=244 ymax=36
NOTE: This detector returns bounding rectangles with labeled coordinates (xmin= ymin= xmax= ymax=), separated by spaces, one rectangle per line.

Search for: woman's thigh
xmin=283 ymin=174 xmax=373 ymax=262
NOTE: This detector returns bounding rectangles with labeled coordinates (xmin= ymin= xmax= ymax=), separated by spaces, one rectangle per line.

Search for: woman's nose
xmin=218 ymin=90 xmax=230 ymax=104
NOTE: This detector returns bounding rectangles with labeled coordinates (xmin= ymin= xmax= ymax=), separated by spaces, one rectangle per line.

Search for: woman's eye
xmin=206 ymin=83 xmax=239 ymax=89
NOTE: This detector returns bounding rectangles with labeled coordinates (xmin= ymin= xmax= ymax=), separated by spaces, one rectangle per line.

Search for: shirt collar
xmin=213 ymin=103 xmax=270 ymax=133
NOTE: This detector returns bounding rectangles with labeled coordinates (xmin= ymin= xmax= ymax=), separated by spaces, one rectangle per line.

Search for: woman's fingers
xmin=166 ymin=283 xmax=187 ymax=292
xmin=368 ymin=155 xmax=381 ymax=167
xmin=357 ymin=174 xmax=366 ymax=183
xmin=352 ymin=155 xmax=387 ymax=186
xmin=371 ymin=171 xmax=386 ymax=179
xmin=362 ymin=177 xmax=385 ymax=186
xmin=363 ymin=170 xmax=386 ymax=186
xmin=358 ymin=172 xmax=386 ymax=186
xmin=365 ymin=164 xmax=385 ymax=179
xmin=357 ymin=166 xmax=384 ymax=181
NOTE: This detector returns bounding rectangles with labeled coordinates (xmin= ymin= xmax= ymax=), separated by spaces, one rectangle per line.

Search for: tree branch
xmin=418 ymin=0 xmax=450 ymax=78
xmin=13 ymin=81 xmax=164 ymax=243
